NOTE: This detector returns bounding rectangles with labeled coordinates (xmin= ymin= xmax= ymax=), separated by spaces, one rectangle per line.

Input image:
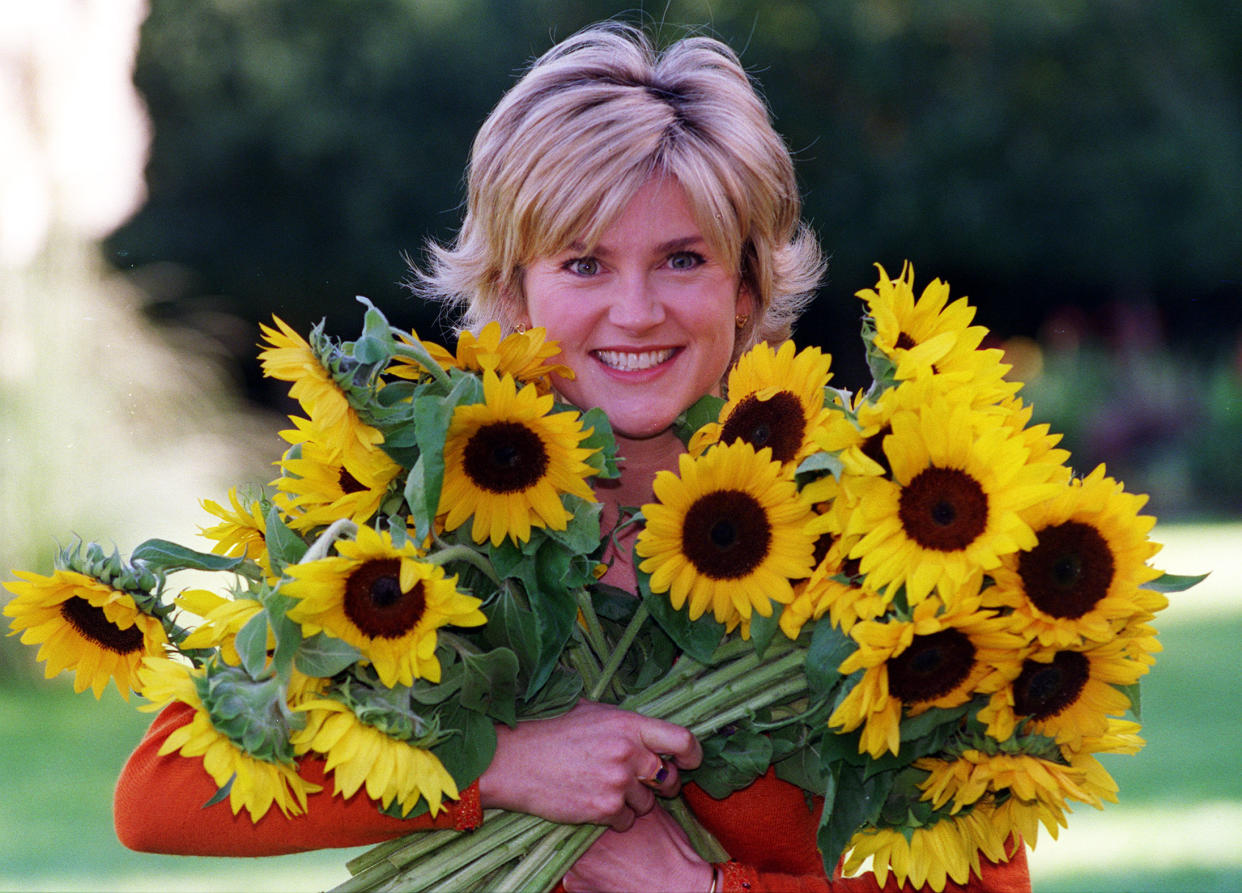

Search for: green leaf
xmin=131 ymin=539 xmax=243 ymax=575
xmin=235 ymin=611 xmax=270 ymax=679
xmin=460 ymin=649 xmax=520 ymax=726
xmin=265 ymin=592 xmax=303 ymax=680
xmin=1119 ymin=681 xmax=1142 ymax=720
xmin=481 ymin=583 xmax=541 ymax=683
xmin=805 ymin=621 xmax=855 ymax=697
xmin=636 ymin=560 xmax=724 ymax=665
xmin=748 ymin=606 xmax=782 ymax=659
xmin=541 ymin=495 xmax=605 ymax=557
xmin=673 ymin=394 xmax=725 ymax=446
xmin=263 ymin=506 xmax=308 ymax=575
xmin=774 ymin=728 xmax=834 ymax=794
xmin=579 ymin=407 xmax=620 ymax=479
xmin=295 ymin=633 xmax=363 ymax=678
xmin=817 ymin=763 xmax=885 ymax=874
xmin=433 ymin=701 xmax=499 ymax=791
xmin=1142 ymin=571 xmax=1209 ymax=592
xmin=402 ymin=379 xmax=473 ymax=540
xmin=795 ymin=451 xmax=845 ymax=479
xmin=202 ymin=774 xmax=235 ymax=809
xmin=691 ymin=727 xmax=773 ymax=798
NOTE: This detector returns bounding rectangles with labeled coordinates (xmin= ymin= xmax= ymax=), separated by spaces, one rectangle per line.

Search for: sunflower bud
xmin=194 ymin=660 xmax=301 ymax=764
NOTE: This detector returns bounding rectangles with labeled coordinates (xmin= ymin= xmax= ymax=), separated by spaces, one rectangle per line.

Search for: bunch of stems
xmin=334 ymin=607 xmax=810 ymax=893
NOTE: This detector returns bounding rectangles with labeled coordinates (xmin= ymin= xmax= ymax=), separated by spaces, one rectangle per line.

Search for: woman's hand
xmin=476 ymin=700 xmax=702 ymax=830
xmin=562 ymin=806 xmax=715 ymax=893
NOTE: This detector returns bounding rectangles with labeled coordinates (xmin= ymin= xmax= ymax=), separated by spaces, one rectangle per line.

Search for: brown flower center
xmin=463 ymin=421 xmax=549 ymax=493
xmin=895 ymin=333 xmax=917 ymax=350
xmin=860 ymin=425 xmax=893 ymax=477
xmin=338 ymin=468 xmax=367 ymax=494
xmin=344 ymin=558 xmax=426 ymax=638
xmin=681 ymin=490 xmax=773 ymax=580
xmin=898 ymin=467 xmax=989 ymax=552
xmin=60 ymin=596 xmax=145 ymax=655
xmin=1018 ymin=521 xmax=1115 ymax=619
xmin=887 ymin=628 xmax=975 ymax=704
xmin=1012 ymin=651 xmax=1090 ymax=720
xmin=720 ymin=391 xmax=806 ymax=464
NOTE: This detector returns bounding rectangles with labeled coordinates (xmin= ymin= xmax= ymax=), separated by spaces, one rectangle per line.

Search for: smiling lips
xmin=592 ymin=348 xmax=677 ymax=372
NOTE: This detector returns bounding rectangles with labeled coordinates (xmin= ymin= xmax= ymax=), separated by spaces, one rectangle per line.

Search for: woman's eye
xmin=668 ymin=251 xmax=704 ymax=270
xmin=565 ymin=257 xmax=600 ymax=276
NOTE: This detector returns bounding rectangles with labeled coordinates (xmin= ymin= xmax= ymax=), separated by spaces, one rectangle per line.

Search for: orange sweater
xmin=114 ymin=703 xmax=1030 ymax=892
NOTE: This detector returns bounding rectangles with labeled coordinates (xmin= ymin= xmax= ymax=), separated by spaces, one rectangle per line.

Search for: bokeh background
xmin=2 ymin=1 xmax=1239 ymax=890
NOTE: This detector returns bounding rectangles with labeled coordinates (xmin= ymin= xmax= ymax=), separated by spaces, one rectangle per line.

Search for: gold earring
xmin=735 ymin=314 xmax=749 ymax=330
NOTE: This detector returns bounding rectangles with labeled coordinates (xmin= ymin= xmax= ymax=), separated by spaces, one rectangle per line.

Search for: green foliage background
xmin=109 ymin=0 xmax=1242 ymax=397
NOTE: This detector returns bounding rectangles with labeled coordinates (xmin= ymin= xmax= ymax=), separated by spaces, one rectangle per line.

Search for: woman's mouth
xmin=592 ymin=348 xmax=676 ymax=372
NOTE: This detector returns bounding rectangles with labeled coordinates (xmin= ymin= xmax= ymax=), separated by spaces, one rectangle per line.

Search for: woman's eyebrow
xmin=565 ymin=235 xmax=707 ymax=256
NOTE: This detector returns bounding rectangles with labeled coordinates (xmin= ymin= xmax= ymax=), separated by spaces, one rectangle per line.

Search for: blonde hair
xmin=418 ymin=22 xmax=823 ymax=357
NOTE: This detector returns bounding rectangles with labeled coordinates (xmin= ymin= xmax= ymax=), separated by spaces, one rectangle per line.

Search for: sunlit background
xmin=1 ymin=1 xmax=1239 ymax=890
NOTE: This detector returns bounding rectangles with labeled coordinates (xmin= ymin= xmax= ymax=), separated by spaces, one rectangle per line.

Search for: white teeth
xmin=593 ymin=348 xmax=675 ymax=371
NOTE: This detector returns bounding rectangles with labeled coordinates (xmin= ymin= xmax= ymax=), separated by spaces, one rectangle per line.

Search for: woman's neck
xmin=594 ymin=428 xmax=685 ymax=591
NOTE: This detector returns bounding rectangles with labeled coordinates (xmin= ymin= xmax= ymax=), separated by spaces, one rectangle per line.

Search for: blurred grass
xmin=1 ymin=524 xmax=1238 ymax=891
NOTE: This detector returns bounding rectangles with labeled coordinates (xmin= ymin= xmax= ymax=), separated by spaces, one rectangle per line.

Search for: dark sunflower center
xmin=60 ymin=596 xmax=145 ymax=655
xmin=463 ymin=421 xmax=550 ymax=494
xmin=1018 ymin=521 xmax=1115 ymax=619
xmin=1012 ymin=651 xmax=1090 ymax=720
xmin=343 ymin=558 xmax=426 ymax=639
xmin=338 ymin=468 xmax=366 ymax=495
xmin=887 ymin=628 xmax=976 ymax=704
xmin=897 ymin=466 xmax=989 ymax=552
xmin=812 ymin=532 xmax=836 ymax=569
xmin=681 ymin=490 xmax=773 ymax=580
xmin=860 ymin=425 xmax=893 ymax=477
xmin=720 ymin=391 xmax=806 ymax=464
xmin=895 ymin=332 xmax=917 ymax=350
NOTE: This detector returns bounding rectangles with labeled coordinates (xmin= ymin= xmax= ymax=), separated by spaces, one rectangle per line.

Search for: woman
xmin=115 ymin=23 xmax=1031 ymax=892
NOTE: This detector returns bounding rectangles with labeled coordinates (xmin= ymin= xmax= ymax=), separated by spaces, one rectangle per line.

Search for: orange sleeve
xmin=716 ymin=844 xmax=1030 ymax=893
xmin=685 ymin=770 xmax=1031 ymax=893
xmin=113 ymin=702 xmax=483 ymax=856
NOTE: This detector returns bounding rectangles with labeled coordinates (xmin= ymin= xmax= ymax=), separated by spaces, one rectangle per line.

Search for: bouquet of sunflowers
xmin=3 ymin=264 xmax=1200 ymax=892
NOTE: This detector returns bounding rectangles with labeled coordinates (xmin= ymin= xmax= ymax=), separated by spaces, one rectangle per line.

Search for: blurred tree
xmin=107 ymin=0 xmax=1242 ymax=401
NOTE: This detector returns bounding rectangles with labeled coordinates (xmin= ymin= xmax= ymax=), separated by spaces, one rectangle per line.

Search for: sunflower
xmin=176 ymin=589 xmax=268 ymax=667
xmin=393 ymin=322 xmax=574 ymax=392
xmin=779 ymin=488 xmax=888 ymax=638
xmin=842 ymin=807 xmax=1008 ymax=892
xmin=987 ymin=465 xmax=1162 ymax=648
xmin=439 ymin=371 xmax=598 ymax=546
xmin=137 ymin=656 xmax=319 ymax=820
xmin=689 ymin=340 xmax=834 ymax=470
xmin=3 ymin=569 xmax=169 ymax=700
xmin=858 ymin=262 xmax=1018 ymax=405
xmin=281 ymin=526 xmax=485 ymax=687
xmin=636 ymin=441 xmax=817 ymax=630
xmin=200 ymin=488 xmax=274 ymax=577
xmin=259 ymin=317 xmax=355 ymax=434
xmin=918 ymin=749 xmax=1101 ymax=818
xmin=829 ymin=597 xmax=1025 ymax=757
xmin=292 ymin=697 xmax=458 ymax=817
xmin=978 ymin=636 xmax=1142 ymax=747
xmin=274 ymin=433 xmax=403 ymax=532
xmin=842 ymin=392 xmax=1063 ymax=605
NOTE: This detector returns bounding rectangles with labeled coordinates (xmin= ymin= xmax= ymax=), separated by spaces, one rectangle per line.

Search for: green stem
xmin=391 ymin=338 xmax=452 ymax=388
xmin=422 ymin=817 xmax=550 ymax=892
xmin=489 ymin=822 xmax=605 ymax=893
xmin=572 ymin=587 xmax=612 ymax=666
xmin=564 ymin=641 xmax=603 ymax=697
xmin=588 ymin=602 xmax=649 ymax=702
xmin=663 ymin=796 xmax=730 ymax=863
xmin=423 ymin=543 xmax=500 ymax=587
xmin=661 ymin=649 xmax=805 ymax=728
xmin=301 ymin=519 xmax=359 ymax=563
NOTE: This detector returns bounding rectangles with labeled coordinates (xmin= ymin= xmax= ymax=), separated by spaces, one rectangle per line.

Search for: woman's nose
xmin=607 ymin=274 xmax=665 ymax=330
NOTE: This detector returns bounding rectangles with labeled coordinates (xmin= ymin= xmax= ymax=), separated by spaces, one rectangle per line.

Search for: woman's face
xmin=521 ymin=176 xmax=750 ymax=441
